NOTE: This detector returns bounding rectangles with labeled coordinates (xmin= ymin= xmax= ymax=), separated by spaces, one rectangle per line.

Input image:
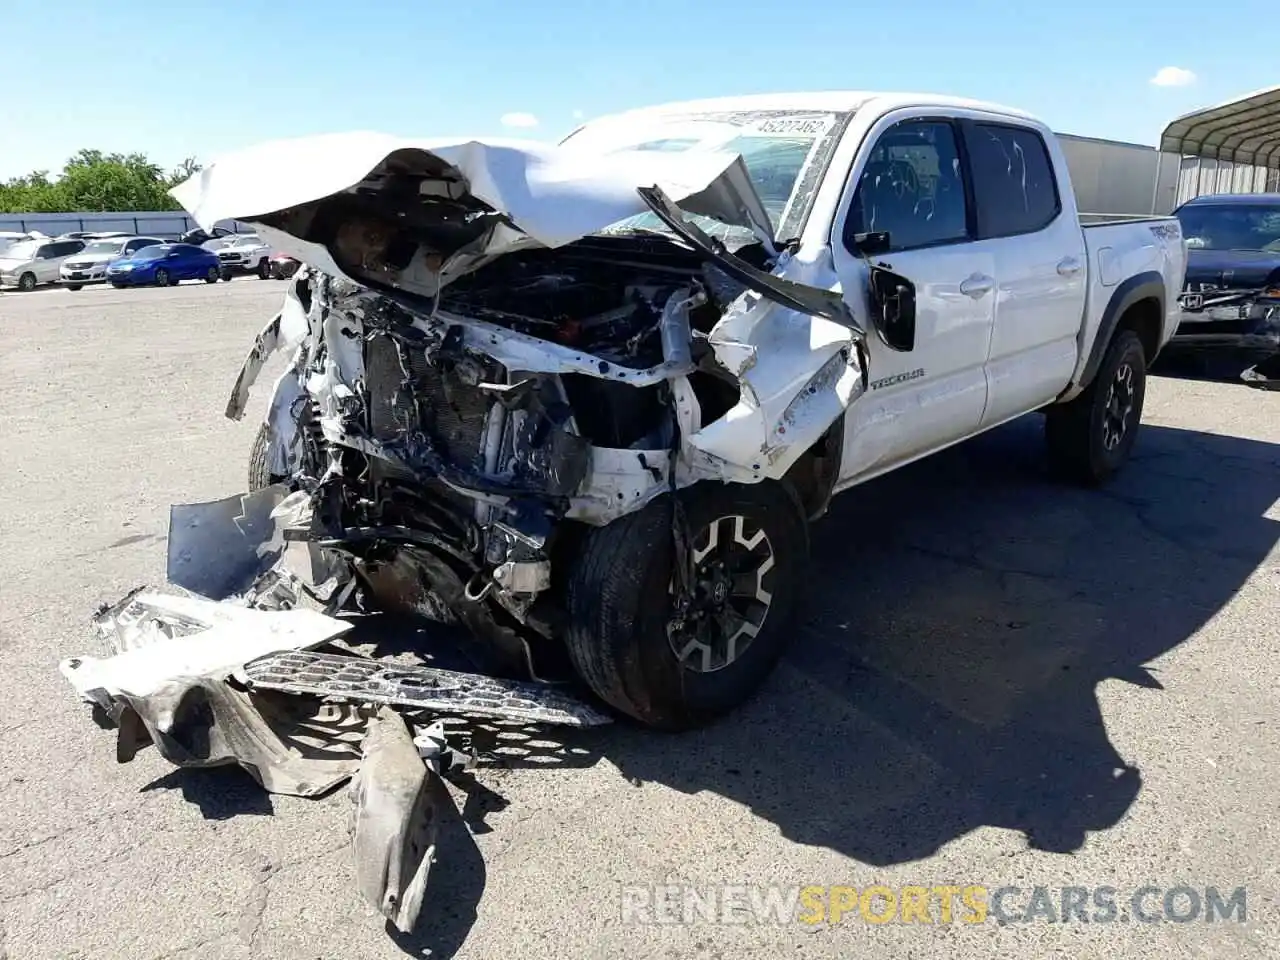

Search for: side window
xmin=52 ymin=241 xmax=83 ymax=257
xmin=844 ymin=120 xmax=969 ymax=253
xmin=965 ymin=124 xmax=1060 ymax=238
xmin=35 ymin=245 xmax=55 ymax=259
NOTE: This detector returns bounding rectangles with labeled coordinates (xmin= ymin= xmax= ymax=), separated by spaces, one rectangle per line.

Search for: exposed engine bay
xmin=197 ymin=135 xmax=871 ymax=679
xmin=240 ymin=229 xmax=856 ymax=678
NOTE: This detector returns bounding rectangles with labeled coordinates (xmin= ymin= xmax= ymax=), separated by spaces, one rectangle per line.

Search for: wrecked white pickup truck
xmin=60 ymin=92 xmax=1187 ymax=931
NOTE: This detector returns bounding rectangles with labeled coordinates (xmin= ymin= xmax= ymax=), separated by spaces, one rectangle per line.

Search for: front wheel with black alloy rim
xmin=1045 ymin=328 xmax=1147 ymax=486
xmin=563 ymin=480 xmax=808 ymax=731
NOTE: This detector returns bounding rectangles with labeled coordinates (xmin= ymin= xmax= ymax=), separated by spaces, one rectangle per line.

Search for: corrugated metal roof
xmin=1160 ymin=85 xmax=1280 ymax=169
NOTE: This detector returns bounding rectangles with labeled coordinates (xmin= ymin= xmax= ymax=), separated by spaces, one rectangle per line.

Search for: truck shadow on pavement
xmin=142 ymin=410 xmax=1280 ymax=958
xmin=390 ymin=412 xmax=1280 ymax=956
xmin=593 ymin=413 xmax=1280 ymax=865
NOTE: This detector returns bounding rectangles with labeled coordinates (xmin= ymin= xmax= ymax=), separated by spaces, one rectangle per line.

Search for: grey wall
xmin=0 ymin=211 xmax=246 ymax=238
xmin=1055 ymin=134 xmax=1183 ymax=216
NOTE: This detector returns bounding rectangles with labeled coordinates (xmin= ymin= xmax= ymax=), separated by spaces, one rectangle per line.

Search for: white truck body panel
xmin=179 ymin=89 xmax=1187 ymax=516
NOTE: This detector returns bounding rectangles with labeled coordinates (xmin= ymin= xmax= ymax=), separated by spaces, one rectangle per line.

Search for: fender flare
xmin=1073 ymin=271 xmax=1165 ymax=394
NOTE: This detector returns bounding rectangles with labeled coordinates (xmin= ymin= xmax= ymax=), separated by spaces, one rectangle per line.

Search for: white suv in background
xmin=60 ymin=236 xmax=165 ymax=290
xmin=210 ymin=233 xmax=272 ymax=279
xmin=0 ymin=238 xmax=86 ymax=291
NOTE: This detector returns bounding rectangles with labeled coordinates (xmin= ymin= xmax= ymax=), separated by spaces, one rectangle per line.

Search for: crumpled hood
xmin=1185 ymin=248 xmax=1280 ymax=290
xmin=169 ymin=131 xmax=777 ymax=289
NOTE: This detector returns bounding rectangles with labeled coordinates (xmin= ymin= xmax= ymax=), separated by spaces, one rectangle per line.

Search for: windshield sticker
xmin=750 ymin=117 xmax=834 ymax=136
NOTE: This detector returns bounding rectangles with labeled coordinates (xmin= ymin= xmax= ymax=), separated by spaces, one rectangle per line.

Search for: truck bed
xmin=1079 ymin=213 xmax=1174 ymax=226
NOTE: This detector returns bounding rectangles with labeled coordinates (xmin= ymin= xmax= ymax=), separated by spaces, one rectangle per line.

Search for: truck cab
xmin=813 ymin=98 xmax=1186 ymax=486
xmin=148 ymin=91 xmax=1189 ymax=733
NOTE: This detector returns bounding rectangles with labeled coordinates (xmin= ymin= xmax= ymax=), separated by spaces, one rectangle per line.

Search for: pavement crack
xmin=237 ymin=882 xmax=270 ymax=951
xmin=143 ymin=933 xmax=231 ymax=960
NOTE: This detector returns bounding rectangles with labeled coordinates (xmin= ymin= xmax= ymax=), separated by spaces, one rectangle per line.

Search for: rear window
xmin=965 ymin=123 xmax=1060 ymax=238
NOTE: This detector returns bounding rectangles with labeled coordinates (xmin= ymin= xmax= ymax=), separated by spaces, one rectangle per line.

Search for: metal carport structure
xmin=1157 ymin=85 xmax=1280 ymax=208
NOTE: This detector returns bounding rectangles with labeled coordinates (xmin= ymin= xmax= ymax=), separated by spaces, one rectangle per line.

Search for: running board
xmin=241 ymin=650 xmax=613 ymax=727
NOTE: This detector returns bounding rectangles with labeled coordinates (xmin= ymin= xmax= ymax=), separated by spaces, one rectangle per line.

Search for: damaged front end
xmin=60 ymin=127 xmax=869 ymax=932
xmin=1174 ymin=284 xmax=1280 ymax=389
xmin=209 ymin=133 xmax=868 ymax=680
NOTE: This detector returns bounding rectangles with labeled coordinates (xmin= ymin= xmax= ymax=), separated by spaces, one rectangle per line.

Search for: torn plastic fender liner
xmin=59 ymin=590 xmax=361 ymax=796
xmin=226 ymin=270 xmax=313 ymax=421
xmin=110 ymin=679 xmax=365 ymax=797
xmin=351 ymin=706 xmax=440 ymax=933
xmin=167 ymin=486 xmax=292 ymax=601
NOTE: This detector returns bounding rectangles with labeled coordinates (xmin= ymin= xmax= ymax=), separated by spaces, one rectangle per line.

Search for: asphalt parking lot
xmin=1 ymin=280 xmax=1278 ymax=960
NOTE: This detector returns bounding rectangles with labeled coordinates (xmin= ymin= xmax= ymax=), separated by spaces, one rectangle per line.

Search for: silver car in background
xmin=60 ymin=236 xmax=165 ymax=290
xmin=0 ymin=237 xmax=86 ymax=291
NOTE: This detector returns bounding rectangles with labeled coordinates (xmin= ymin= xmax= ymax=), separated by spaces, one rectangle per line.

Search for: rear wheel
xmin=154 ymin=267 xmax=171 ymax=287
xmin=257 ymin=258 xmax=270 ymax=280
xmin=1046 ymin=328 xmax=1146 ymax=485
xmin=564 ymin=480 xmax=808 ymax=731
xmin=204 ymin=267 xmax=219 ymax=284
xmin=17 ymin=272 xmax=36 ymax=292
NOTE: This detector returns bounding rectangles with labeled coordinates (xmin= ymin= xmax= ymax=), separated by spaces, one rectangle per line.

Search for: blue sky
xmin=2 ymin=0 xmax=1274 ymax=180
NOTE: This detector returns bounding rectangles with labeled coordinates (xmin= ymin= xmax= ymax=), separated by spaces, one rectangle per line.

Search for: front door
xmin=830 ymin=115 xmax=996 ymax=482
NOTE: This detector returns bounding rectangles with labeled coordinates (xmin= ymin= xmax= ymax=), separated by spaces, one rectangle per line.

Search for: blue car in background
xmin=106 ymin=243 xmax=222 ymax=288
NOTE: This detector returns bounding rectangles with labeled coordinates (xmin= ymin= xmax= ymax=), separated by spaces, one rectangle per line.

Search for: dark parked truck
xmin=58 ymin=92 xmax=1187 ymax=933
xmin=1170 ymin=192 xmax=1280 ymax=388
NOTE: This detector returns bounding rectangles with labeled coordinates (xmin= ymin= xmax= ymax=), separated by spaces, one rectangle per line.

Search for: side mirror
xmin=868 ymin=265 xmax=916 ymax=352
xmin=851 ymin=231 xmax=891 ymax=257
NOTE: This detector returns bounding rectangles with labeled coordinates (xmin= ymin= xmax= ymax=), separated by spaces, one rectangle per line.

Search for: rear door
xmin=45 ymin=240 xmax=85 ymax=280
xmin=830 ymin=113 xmax=997 ymax=480
xmin=960 ymin=121 xmax=1088 ymax=426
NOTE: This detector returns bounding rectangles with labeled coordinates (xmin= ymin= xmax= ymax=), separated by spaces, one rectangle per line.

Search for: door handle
xmin=1057 ymin=257 xmax=1082 ymax=276
xmin=959 ymin=274 xmax=993 ymax=298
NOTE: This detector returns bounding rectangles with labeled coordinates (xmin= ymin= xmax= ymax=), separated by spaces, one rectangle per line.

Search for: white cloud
xmin=500 ymin=112 xmax=539 ymax=129
xmin=1150 ymin=66 xmax=1197 ymax=88
xmin=572 ymin=109 xmax=585 ymax=121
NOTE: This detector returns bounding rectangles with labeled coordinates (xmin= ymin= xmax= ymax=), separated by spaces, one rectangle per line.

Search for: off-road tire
xmin=248 ymin=423 xmax=274 ymax=491
xmin=1045 ymin=328 xmax=1146 ymax=486
xmin=563 ymin=480 xmax=808 ymax=731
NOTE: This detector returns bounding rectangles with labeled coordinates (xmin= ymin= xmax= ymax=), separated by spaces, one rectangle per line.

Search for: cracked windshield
xmin=1176 ymin=202 xmax=1280 ymax=251
xmin=565 ymin=111 xmax=841 ymax=241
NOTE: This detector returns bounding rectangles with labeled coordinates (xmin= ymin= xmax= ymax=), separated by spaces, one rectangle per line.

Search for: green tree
xmin=0 ymin=149 xmax=198 ymax=214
